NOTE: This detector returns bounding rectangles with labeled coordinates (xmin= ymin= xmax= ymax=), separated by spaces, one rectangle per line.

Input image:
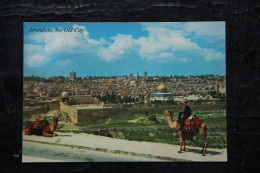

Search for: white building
xmin=70 ymin=71 xmax=76 ymax=81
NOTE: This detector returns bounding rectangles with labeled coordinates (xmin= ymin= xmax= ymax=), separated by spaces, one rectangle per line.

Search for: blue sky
xmin=24 ymin=22 xmax=226 ymax=77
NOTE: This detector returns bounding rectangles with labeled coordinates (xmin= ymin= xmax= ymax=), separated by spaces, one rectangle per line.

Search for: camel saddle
xmin=183 ymin=115 xmax=203 ymax=140
xmin=32 ymin=117 xmax=49 ymax=129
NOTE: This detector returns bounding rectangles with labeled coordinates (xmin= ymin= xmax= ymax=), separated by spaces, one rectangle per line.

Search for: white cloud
xmin=203 ymin=48 xmax=225 ymax=61
xmin=141 ymin=22 xmax=226 ymax=38
xmin=140 ymin=23 xmax=226 ymax=62
xmin=183 ymin=22 xmax=225 ymax=38
xmin=98 ymin=34 xmax=135 ymax=61
xmin=24 ymin=44 xmax=43 ymax=54
xmin=61 ymin=59 xmax=72 ymax=66
xmin=179 ymin=57 xmax=187 ymax=62
xmin=27 ymin=24 xmax=101 ymax=53
xmin=25 ymin=23 xmax=226 ymax=67
xmin=97 ymin=24 xmax=225 ymax=63
xmin=25 ymin=54 xmax=50 ymax=67
xmin=143 ymin=52 xmax=174 ymax=60
xmin=24 ymin=24 xmax=103 ymax=67
xmin=24 ymin=44 xmax=50 ymax=67
xmin=135 ymin=26 xmax=199 ymax=60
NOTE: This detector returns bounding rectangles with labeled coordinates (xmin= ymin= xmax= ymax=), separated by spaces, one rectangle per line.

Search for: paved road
xmin=22 ymin=132 xmax=227 ymax=162
xmin=23 ymin=141 xmax=165 ymax=162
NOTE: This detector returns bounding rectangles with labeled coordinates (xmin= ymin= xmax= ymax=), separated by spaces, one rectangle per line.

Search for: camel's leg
xmin=178 ymin=142 xmax=183 ymax=153
xmin=178 ymin=131 xmax=184 ymax=153
xmin=43 ymin=132 xmax=57 ymax=137
xmin=202 ymin=136 xmax=208 ymax=156
xmin=183 ymin=139 xmax=186 ymax=151
xmin=200 ymin=124 xmax=208 ymax=156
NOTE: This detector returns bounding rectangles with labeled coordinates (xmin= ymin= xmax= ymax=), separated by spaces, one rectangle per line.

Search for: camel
xmin=24 ymin=115 xmax=59 ymax=137
xmin=164 ymin=110 xmax=208 ymax=156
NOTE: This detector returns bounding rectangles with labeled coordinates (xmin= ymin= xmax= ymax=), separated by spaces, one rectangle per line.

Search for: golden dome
xmin=157 ymin=84 xmax=167 ymax=92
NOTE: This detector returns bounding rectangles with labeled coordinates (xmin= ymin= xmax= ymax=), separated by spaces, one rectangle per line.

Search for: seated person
xmin=178 ymin=100 xmax=191 ymax=131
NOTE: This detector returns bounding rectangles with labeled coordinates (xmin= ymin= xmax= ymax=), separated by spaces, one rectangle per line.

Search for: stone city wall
xmin=69 ymin=95 xmax=100 ymax=105
xmin=77 ymin=108 xmax=118 ymax=125
xmin=60 ymin=102 xmax=119 ymax=125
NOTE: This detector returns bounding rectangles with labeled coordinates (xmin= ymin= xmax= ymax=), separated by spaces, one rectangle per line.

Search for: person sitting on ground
xmin=178 ymin=100 xmax=192 ymax=131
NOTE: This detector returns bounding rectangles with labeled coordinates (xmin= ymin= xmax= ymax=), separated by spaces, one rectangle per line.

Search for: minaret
xmin=144 ymin=71 xmax=148 ymax=79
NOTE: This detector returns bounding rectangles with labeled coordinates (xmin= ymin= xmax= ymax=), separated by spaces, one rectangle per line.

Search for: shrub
xmin=148 ymin=114 xmax=159 ymax=124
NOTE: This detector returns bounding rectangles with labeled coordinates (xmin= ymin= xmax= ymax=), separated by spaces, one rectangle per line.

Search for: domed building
xmin=61 ymin=92 xmax=70 ymax=102
xmin=61 ymin=91 xmax=99 ymax=105
xmin=150 ymin=84 xmax=174 ymax=102
xmin=156 ymin=84 xmax=168 ymax=92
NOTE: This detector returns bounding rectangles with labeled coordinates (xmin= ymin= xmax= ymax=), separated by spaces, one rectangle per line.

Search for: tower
xmin=144 ymin=71 xmax=148 ymax=78
xmin=129 ymin=73 xmax=134 ymax=79
xmin=70 ymin=71 xmax=76 ymax=81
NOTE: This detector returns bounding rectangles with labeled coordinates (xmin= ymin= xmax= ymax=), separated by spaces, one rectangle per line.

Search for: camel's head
xmin=53 ymin=115 xmax=60 ymax=123
xmin=24 ymin=125 xmax=31 ymax=135
xmin=164 ymin=110 xmax=173 ymax=117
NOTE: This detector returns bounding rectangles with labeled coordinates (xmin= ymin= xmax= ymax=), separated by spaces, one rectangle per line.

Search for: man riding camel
xmin=178 ymin=100 xmax=191 ymax=131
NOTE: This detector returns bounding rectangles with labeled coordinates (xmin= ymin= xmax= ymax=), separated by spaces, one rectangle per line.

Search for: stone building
xmin=70 ymin=71 xmax=76 ymax=81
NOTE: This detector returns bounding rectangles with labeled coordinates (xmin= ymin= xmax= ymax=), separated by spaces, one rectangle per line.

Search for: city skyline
xmin=24 ymin=71 xmax=226 ymax=78
xmin=24 ymin=22 xmax=226 ymax=77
